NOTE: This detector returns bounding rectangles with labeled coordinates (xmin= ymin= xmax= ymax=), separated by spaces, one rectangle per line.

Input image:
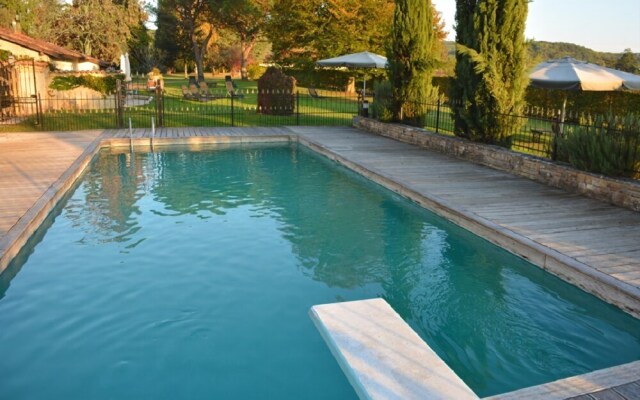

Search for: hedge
xmin=49 ymin=74 xmax=125 ymax=95
xmin=284 ymin=67 xmax=386 ymax=91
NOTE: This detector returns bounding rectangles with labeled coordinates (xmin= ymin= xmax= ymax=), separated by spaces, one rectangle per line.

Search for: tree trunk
xmin=240 ymin=38 xmax=256 ymax=81
xmin=192 ymin=27 xmax=214 ymax=82
xmin=194 ymin=48 xmax=205 ymax=82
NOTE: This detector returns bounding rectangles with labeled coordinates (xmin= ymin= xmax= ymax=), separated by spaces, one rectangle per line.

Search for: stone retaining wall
xmin=353 ymin=116 xmax=640 ymax=212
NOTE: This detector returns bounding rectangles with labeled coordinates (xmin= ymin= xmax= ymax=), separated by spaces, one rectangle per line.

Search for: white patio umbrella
xmin=316 ymin=51 xmax=388 ymax=95
xmin=124 ymin=53 xmax=132 ymax=82
xmin=529 ymin=57 xmax=640 ymax=131
xmin=119 ymin=53 xmax=132 ymax=82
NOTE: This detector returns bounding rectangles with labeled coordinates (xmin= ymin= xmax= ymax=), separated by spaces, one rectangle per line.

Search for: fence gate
xmin=0 ymin=59 xmax=41 ymax=127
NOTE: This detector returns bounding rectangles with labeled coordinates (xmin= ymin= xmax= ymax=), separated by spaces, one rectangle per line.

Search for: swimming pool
xmin=0 ymin=143 xmax=639 ymax=399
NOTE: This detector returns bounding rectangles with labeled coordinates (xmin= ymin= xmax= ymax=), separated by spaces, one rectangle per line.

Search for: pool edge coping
xmin=484 ymin=360 xmax=640 ymax=400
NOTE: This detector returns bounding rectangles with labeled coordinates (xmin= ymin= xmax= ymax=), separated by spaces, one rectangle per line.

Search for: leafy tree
xmin=266 ymin=0 xmax=320 ymax=65
xmin=112 ymin=0 xmax=152 ymax=72
xmin=176 ymin=0 xmax=216 ymax=82
xmin=616 ymin=48 xmax=638 ymax=73
xmin=218 ymin=0 xmax=270 ymax=80
xmin=0 ymin=0 xmax=63 ymax=41
xmin=154 ymin=0 xmax=182 ymax=69
xmin=52 ymin=0 xmax=131 ymax=62
xmin=155 ymin=0 xmax=219 ymax=80
xmin=451 ymin=0 xmax=529 ymax=144
xmin=268 ymin=0 xmax=395 ymax=66
xmin=431 ymin=4 xmax=448 ymax=60
xmin=387 ymin=0 xmax=439 ymax=123
xmin=127 ymin=24 xmax=157 ymax=73
xmin=0 ymin=0 xmax=149 ymax=65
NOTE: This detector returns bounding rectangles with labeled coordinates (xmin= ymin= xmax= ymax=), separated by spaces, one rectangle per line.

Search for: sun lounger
xmin=308 ymin=87 xmax=323 ymax=99
xmin=181 ymin=85 xmax=197 ymax=100
xmin=225 ymin=80 xmax=244 ymax=98
xmin=188 ymin=84 xmax=209 ymax=101
xmin=198 ymin=81 xmax=224 ymax=100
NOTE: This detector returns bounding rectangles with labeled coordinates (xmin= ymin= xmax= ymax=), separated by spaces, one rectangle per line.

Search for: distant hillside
xmin=443 ymin=40 xmax=638 ymax=69
xmin=528 ymin=41 xmax=621 ymax=67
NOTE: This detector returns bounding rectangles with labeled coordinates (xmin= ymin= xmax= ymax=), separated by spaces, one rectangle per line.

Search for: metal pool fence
xmin=2 ymin=77 xmax=638 ymax=177
xmin=377 ymin=98 xmax=640 ymax=177
xmin=0 ymin=81 xmax=361 ymax=132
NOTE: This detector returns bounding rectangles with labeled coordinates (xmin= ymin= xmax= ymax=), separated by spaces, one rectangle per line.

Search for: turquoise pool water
xmin=1 ymin=144 xmax=639 ymax=399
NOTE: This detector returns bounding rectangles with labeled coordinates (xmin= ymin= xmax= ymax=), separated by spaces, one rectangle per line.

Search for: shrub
xmin=148 ymin=68 xmax=162 ymax=79
xmin=556 ymin=113 xmax=640 ymax=178
xmin=525 ymin=88 xmax=640 ymax=118
xmin=371 ymin=81 xmax=394 ymax=122
xmin=247 ymin=64 xmax=266 ymax=80
xmin=284 ymin=67 xmax=386 ymax=92
xmin=0 ymin=50 xmax=11 ymax=62
xmin=49 ymin=74 xmax=125 ymax=95
xmin=257 ymin=67 xmax=296 ymax=116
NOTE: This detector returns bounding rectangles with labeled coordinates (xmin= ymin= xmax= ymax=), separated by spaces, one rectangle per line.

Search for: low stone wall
xmin=353 ymin=116 xmax=640 ymax=212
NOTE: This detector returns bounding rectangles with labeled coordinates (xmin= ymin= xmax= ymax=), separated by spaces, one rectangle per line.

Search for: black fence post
xmin=551 ymin=132 xmax=559 ymax=161
xmin=230 ymin=94 xmax=235 ymax=127
xmin=155 ymin=87 xmax=164 ymax=127
xmin=36 ymin=92 xmax=43 ymax=128
xmin=115 ymin=79 xmax=124 ymax=128
xmin=296 ymin=91 xmax=300 ymax=125
xmin=435 ymin=98 xmax=441 ymax=134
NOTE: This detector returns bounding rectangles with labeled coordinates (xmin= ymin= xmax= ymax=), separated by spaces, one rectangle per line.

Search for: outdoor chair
xmin=181 ymin=85 xmax=197 ymax=100
xmin=147 ymin=79 xmax=158 ymax=92
xmin=188 ymin=84 xmax=210 ymax=102
xmin=308 ymin=87 xmax=324 ymax=99
xmin=225 ymin=80 xmax=244 ymax=98
xmin=199 ymin=81 xmax=224 ymax=100
xmin=225 ymin=75 xmax=239 ymax=89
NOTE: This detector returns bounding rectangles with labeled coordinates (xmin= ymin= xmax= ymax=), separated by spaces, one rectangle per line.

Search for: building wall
xmin=0 ymin=39 xmax=99 ymax=72
xmin=0 ymin=39 xmax=50 ymax=63
xmin=52 ymin=60 xmax=100 ymax=72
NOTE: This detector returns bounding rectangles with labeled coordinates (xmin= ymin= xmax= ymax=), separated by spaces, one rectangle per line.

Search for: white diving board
xmin=309 ymin=298 xmax=479 ymax=400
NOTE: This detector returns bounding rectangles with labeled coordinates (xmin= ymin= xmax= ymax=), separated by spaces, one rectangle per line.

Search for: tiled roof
xmin=0 ymin=27 xmax=103 ymax=65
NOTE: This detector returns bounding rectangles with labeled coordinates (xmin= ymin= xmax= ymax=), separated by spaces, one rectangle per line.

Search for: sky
xmin=435 ymin=0 xmax=640 ymax=53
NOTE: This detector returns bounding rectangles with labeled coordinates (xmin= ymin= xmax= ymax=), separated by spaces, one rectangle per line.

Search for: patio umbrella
xmin=529 ymin=57 xmax=640 ymax=131
xmin=124 ymin=53 xmax=132 ymax=82
xmin=316 ymin=51 xmax=388 ymax=94
xmin=120 ymin=53 xmax=132 ymax=82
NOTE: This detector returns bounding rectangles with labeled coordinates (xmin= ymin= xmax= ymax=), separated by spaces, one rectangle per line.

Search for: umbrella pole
xmin=363 ymin=76 xmax=367 ymax=98
xmin=560 ymin=94 xmax=567 ymax=135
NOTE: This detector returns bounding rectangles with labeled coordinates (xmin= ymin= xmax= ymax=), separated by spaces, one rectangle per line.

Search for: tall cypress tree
xmin=387 ymin=0 xmax=439 ymax=124
xmin=451 ymin=0 xmax=529 ymax=144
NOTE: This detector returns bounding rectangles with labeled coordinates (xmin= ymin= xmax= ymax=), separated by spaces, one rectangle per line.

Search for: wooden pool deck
xmin=0 ymin=125 xmax=638 ymax=399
